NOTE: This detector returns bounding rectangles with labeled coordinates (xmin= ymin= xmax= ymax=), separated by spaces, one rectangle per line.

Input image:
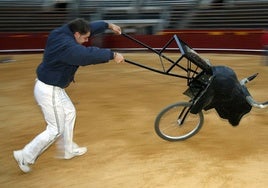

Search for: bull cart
xmin=122 ymin=33 xmax=268 ymax=141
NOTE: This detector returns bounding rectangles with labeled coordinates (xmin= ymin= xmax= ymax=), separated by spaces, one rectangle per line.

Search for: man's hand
xmin=108 ymin=23 xmax=122 ymax=35
xmin=113 ymin=52 xmax=124 ymax=63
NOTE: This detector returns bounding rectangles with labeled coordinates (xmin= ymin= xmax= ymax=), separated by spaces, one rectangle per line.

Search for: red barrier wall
xmin=0 ymin=33 xmax=48 ymax=51
xmin=161 ymin=30 xmax=264 ymax=50
xmin=0 ymin=30 xmax=266 ymax=52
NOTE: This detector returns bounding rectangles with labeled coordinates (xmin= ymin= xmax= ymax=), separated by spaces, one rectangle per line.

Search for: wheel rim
xmin=155 ymin=102 xmax=204 ymax=141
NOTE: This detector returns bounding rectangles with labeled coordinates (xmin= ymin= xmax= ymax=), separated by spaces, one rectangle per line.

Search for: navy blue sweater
xmin=37 ymin=21 xmax=114 ymax=88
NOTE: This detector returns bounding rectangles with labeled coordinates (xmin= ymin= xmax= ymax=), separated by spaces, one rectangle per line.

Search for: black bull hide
xmin=190 ymin=66 xmax=252 ymax=126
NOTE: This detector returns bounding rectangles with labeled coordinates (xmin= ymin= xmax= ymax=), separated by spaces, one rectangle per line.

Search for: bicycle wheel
xmin=154 ymin=102 xmax=204 ymax=141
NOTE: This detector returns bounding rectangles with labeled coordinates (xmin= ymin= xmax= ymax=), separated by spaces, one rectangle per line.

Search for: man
xmin=13 ymin=18 xmax=124 ymax=173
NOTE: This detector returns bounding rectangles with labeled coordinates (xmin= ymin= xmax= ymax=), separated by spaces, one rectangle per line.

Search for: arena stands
xmin=1 ymin=0 xmax=268 ymax=33
xmin=0 ymin=0 xmax=268 ymax=52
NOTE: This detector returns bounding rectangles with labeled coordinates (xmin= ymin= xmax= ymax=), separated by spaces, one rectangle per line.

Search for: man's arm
xmin=89 ymin=21 xmax=108 ymax=36
xmin=89 ymin=21 xmax=122 ymax=36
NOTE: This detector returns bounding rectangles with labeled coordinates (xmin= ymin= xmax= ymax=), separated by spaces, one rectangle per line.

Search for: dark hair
xmin=67 ymin=18 xmax=90 ymax=34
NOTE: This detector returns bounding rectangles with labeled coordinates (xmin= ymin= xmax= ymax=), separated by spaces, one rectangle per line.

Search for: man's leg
xmin=56 ymin=89 xmax=87 ymax=159
xmin=14 ymin=80 xmax=65 ymax=172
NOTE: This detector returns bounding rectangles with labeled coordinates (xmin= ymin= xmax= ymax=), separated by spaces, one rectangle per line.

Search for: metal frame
xmin=122 ymin=33 xmax=210 ymax=82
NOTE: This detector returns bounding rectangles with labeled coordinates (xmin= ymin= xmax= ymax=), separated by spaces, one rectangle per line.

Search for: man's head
xmin=68 ymin=18 xmax=91 ymax=44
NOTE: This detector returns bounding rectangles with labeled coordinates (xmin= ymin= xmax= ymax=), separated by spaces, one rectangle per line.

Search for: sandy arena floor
xmin=0 ymin=53 xmax=267 ymax=188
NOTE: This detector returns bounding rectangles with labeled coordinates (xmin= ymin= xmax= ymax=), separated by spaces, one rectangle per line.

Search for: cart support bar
xmin=121 ymin=33 xmax=175 ymax=63
xmin=124 ymin=59 xmax=188 ymax=79
xmin=122 ymin=33 xmax=160 ymax=55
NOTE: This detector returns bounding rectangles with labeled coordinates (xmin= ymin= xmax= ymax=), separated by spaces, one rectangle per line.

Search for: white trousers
xmin=23 ymin=79 xmax=76 ymax=164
